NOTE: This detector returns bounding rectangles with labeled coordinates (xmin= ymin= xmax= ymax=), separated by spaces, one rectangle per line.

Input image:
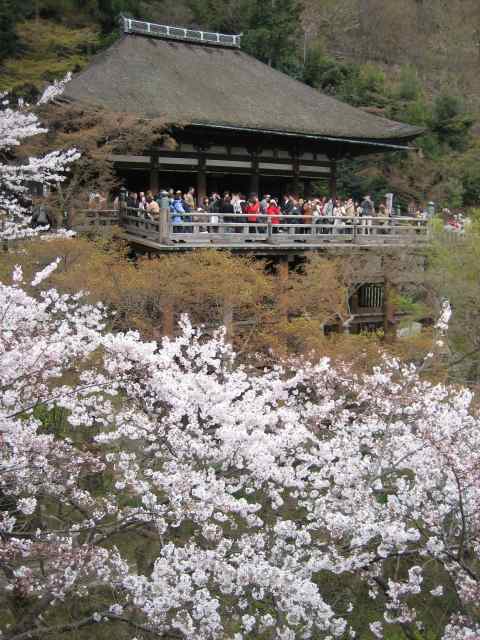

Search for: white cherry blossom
xmin=1 ymin=269 xmax=480 ymax=639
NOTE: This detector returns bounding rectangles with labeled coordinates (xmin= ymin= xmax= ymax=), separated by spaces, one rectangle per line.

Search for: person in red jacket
xmin=267 ymin=198 xmax=281 ymax=232
xmin=245 ymin=195 xmax=260 ymax=234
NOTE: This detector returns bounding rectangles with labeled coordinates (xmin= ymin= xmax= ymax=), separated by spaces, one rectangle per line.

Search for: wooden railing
xmin=121 ymin=16 xmax=242 ymax=48
xmin=72 ymin=208 xmax=429 ymax=247
xmin=71 ymin=209 xmax=120 ymax=232
xmin=121 ymin=209 xmax=429 ymax=246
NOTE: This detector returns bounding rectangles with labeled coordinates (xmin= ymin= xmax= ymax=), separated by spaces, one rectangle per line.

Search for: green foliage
xmin=303 ymin=41 xmax=477 ymax=207
xmin=0 ymin=0 xmax=21 ymax=61
xmin=337 ymin=158 xmax=390 ymax=203
xmin=397 ymin=65 xmax=422 ymax=101
xmin=303 ymin=49 xmax=388 ymax=107
xmin=0 ymin=19 xmax=100 ymax=93
xmin=189 ymin=0 xmax=302 ymax=72
xmin=443 ymin=177 xmax=465 ymax=209
xmin=427 ymin=227 xmax=480 ymax=381
xmin=303 ymin=45 xmax=355 ymax=95
xmin=460 ymin=159 xmax=480 ymax=205
xmin=431 ymin=94 xmax=474 ymax=152
xmin=395 ymin=294 xmax=429 ymax=322
xmin=82 ymin=0 xmax=143 ymax=32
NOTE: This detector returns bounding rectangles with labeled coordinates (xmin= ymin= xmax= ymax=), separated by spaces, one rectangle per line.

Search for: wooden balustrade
xmin=72 ymin=209 xmax=121 ymax=232
xmin=72 ymin=208 xmax=430 ymax=247
xmin=122 ymin=209 xmax=429 ymax=246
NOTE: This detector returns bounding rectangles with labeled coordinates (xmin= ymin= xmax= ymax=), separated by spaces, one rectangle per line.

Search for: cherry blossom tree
xmin=1 ymin=264 xmax=480 ymax=640
xmin=0 ymin=75 xmax=80 ymax=239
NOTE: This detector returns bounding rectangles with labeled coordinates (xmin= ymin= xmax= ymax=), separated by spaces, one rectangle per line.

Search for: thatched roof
xmin=64 ymin=33 xmax=422 ymax=142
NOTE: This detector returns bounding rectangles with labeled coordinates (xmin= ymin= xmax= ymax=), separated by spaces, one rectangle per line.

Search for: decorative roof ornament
xmin=120 ymin=15 xmax=242 ymax=48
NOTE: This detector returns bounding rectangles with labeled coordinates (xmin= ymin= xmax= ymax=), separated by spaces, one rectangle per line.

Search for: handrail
xmin=118 ymin=208 xmax=429 ymax=246
xmin=121 ymin=16 xmax=242 ymax=48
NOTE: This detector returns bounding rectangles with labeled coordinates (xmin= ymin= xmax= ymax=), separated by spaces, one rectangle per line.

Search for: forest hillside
xmin=2 ymin=0 xmax=479 ymax=207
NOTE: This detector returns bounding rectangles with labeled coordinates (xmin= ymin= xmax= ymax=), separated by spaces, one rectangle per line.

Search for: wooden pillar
xmin=162 ymin=299 xmax=174 ymax=337
xmin=197 ymin=155 xmax=207 ymax=201
xmin=250 ymin=150 xmax=259 ymax=196
xmin=292 ymin=153 xmax=300 ymax=196
xmin=350 ymin=288 xmax=359 ymax=314
xmin=159 ymin=208 xmax=169 ymax=243
xmin=382 ymin=255 xmax=396 ymax=343
xmin=278 ymin=257 xmax=289 ymax=319
xmin=150 ymin=153 xmax=159 ymax=193
xmin=383 ymin=277 xmax=396 ymax=343
xmin=329 ymin=160 xmax=337 ymax=200
xmin=223 ymin=302 xmax=234 ymax=342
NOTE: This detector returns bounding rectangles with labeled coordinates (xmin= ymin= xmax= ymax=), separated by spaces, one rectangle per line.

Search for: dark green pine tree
xmin=241 ymin=0 xmax=302 ymax=73
xmin=99 ymin=0 xmax=141 ymax=31
xmin=188 ymin=0 xmax=245 ymax=33
xmin=188 ymin=0 xmax=302 ymax=74
xmin=0 ymin=0 xmax=20 ymax=61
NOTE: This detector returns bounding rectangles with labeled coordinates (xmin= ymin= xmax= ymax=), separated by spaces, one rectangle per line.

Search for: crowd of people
xmin=442 ymin=209 xmax=471 ymax=233
xmin=117 ymin=187 xmax=429 ymax=234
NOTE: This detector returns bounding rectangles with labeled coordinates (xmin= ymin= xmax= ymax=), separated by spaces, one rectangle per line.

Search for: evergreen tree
xmin=188 ymin=0 xmax=302 ymax=73
xmin=431 ymin=94 xmax=474 ymax=152
xmin=96 ymin=0 xmax=142 ymax=32
xmin=241 ymin=0 xmax=302 ymax=71
xmin=0 ymin=0 xmax=20 ymax=61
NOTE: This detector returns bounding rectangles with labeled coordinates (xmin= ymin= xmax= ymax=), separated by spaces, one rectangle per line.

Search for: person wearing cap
xmin=260 ymin=194 xmax=270 ymax=215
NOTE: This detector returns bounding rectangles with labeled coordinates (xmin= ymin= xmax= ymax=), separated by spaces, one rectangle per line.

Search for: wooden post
xmin=162 ymin=300 xmax=174 ymax=337
xmin=1 ymin=214 xmax=8 ymax=252
xmin=150 ymin=153 xmax=159 ymax=193
xmin=382 ymin=267 xmax=396 ymax=344
xmin=223 ymin=302 xmax=234 ymax=342
xmin=197 ymin=155 xmax=207 ymax=202
xmin=329 ymin=160 xmax=337 ymax=200
xmin=278 ymin=257 xmax=289 ymax=319
xmin=250 ymin=150 xmax=259 ymax=196
xmin=159 ymin=208 xmax=169 ymax=243
xmin=267 ymin=216 xmax=273 ymax=244
xmin=292 ymin=152 xmax=300 ymax=195
xmin=119 ymin=188 xmax=127 ymax=226
xmin=350 ymin=288 xmax=359 ymax=315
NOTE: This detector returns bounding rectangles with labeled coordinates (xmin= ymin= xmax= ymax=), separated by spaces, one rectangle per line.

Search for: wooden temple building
xmin=63 ymin=17 xmax=422 ymax=200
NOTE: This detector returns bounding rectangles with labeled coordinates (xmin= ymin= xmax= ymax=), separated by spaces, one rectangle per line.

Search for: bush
xmin=431 ymin=94 xmax=474 ymax=152
xmin=397 ymin=65 xmax=422 ymax=101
